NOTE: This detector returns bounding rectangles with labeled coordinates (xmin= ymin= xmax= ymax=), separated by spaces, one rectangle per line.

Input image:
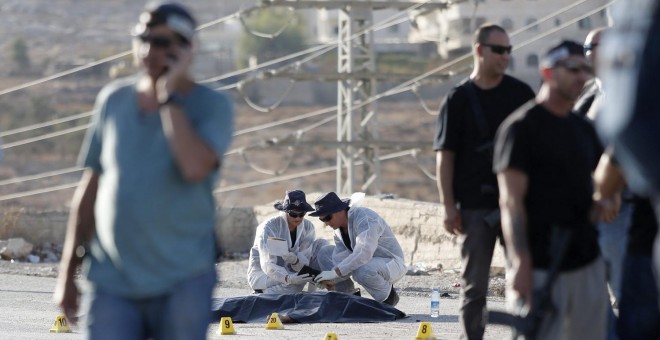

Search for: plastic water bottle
xmin=430 ymin=287 xmax=440 ymax=317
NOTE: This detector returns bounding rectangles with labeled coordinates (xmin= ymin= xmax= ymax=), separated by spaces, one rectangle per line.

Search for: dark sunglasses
xmin=319 ymin=215 xmax=333 ymax=222
xmin=555 ymin=61 xmax=594 ymax=75
xmin=482 ymin=43 xmax=513 ymax=55
xmin=138 ymin=35 xmax=173 ymax=49
xmin=583 ymin=43 xmax=598 ymax=52
xmin=287 ymin=211 xmax=306 ymax=218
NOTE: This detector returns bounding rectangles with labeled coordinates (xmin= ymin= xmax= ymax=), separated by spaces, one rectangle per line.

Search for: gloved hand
xmin=281 ymin=252 xmax=299 ymax=265
xmin=314 ymin=270 xmax=339 ymax=283
xmin=285 ymin=273 xmax=313 ymax=285
xmin=315 ymin=280 xmax=336 ymax=291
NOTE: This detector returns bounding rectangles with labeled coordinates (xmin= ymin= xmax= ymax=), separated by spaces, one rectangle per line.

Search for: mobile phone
xmin=167 ymin=52 xmax=178 ymax=63
xmin=297 ymin=265 xmax=321 ymax=278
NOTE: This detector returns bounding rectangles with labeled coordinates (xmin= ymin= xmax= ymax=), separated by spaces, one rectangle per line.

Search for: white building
xmin=313 ymin=8 xmax=418 ymax=54
xmin=409 ymin=0 xmax=611 ymax=87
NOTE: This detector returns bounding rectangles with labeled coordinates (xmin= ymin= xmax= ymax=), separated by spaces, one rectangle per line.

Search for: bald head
xmin=584 ymin=27 xmax=608 ymax=74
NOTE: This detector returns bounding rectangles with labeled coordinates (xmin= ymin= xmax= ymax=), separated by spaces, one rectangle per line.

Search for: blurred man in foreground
xmin=54 ymin=2 xmax=234 ymax=339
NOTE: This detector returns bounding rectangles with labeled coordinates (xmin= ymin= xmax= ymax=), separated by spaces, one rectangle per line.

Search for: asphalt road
xmin=0 ymin=273 xmax=512 ymax=339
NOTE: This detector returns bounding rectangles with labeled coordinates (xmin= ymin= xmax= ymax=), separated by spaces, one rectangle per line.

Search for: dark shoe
xmin=353 ymin=288 xmax=361 ymax=297
xmin=382 ymin=286 xmax=399 ymax=306
xmin=252 ymin=289 xmax=263 ymax=294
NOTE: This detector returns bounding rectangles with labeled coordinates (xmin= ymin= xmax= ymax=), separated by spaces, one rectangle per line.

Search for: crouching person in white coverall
xmin=247 ymin=190 xmax=350 ymax=294
xmin=310 ymin=192 xmax=407 ymax=306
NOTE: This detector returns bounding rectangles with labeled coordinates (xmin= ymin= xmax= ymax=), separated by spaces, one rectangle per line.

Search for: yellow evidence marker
xmin=219 ymin=317 xmax=236 ymax=335
xmin=265 ymin=312 xmax=285 ymax=330
xmin=324 ymin=332 xmax=339 ymax=339
xmin=415 ymin=322 xmax=434 ymax=339
xmin=49 ymin=315 xmax=72 ymax=333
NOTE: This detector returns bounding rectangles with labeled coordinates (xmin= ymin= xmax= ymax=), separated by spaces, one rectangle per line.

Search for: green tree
xmin=11 ymin=37 xmax=31 ymax=71
xmin=236 ymin=9 xmax=307 ymax=69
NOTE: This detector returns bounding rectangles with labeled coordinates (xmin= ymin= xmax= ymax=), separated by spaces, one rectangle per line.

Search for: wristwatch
xmin=160 ymin=92 xmax=186 ymax=107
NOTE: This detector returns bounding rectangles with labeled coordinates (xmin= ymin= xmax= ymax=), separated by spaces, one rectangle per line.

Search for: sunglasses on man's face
xmin=583 ymin=43 xmax=598 ymax=52
xmin=138 ymin=35 xmax=174 ymax=49
xmin=287 ymin=211 xmax=306 ymax=218
xmin=482 ymin=43 xmax=513 ymax=55
xmin=319 ymin=215 xmax=333 ymax=222
xmin=555 ymin=61 xmax=594 ymax=75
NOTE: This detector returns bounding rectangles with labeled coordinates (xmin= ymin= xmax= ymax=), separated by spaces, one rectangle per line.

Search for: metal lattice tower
xmin=336 ymin=7 xmax=379 ymax=195
xmin=252 ymin=1 xmax=458 ymax=195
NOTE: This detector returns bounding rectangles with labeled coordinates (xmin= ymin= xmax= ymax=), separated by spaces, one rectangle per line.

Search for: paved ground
xmin=0 ymin=259 xmax=512 ymax=339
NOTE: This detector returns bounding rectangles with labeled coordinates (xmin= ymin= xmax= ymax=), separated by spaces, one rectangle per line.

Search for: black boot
xmin=382 ymin=286 xmax=399 ymax=306
xmin=353 ymin=288 xmax=361 ymax=297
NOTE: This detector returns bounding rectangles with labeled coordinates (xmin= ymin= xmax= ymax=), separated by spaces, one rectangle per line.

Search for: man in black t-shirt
xmin=434 ymin=23 xmax=535 ymax=339
xmin=493 ymin=40 xmax=608 ymax=339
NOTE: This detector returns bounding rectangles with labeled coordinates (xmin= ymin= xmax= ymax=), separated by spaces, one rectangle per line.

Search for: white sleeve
xmin=336 ymin=210 xmax=384 ymax=276
xmin=294 ymin=220 xmax=315 ymax=266
xmin=257 ymin=217 xmax=290 ymax=283
xmin=332 ymin=231 xmax=352 ymax=266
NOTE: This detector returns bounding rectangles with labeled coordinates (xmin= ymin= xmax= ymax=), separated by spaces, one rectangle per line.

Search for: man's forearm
xmin=60 ymin=171 xmax=98 ymax=275
xmin=593 ymin=153 xmax=625 ymax=200
xmin=160 ymin=104 xmax=218 ymax=182
xmin=497 ymin=170 xmax=531 ymax=264
xmin=436 ymin=151 xmax=456 ymax=206
xmin=502 ymin=208 xmax=530 ymax=263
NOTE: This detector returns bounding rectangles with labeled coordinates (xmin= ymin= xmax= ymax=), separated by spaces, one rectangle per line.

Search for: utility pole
xmin=336 ymin=6 xmax=378 ymax=195
xmin=250 ymin=0 xmax=458 ymax=195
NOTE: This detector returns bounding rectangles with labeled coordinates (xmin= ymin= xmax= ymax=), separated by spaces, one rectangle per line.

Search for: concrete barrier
xmin=1 ymin=196 xmax=507 ymax=269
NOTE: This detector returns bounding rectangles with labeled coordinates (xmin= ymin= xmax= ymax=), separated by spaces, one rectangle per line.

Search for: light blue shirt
xmin=79 ymin=76 xmax=234 ymax=298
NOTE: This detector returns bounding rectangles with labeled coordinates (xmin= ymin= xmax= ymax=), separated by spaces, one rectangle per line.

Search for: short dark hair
xmin=473 ymin=24 xmax=507 ymax=45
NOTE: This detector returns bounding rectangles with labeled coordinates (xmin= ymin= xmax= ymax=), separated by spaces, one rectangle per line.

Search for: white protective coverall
xmin=247 ymin=212 xmax=334 ymax=293
xmin=331 ymin=206 xmax=407 ymax=302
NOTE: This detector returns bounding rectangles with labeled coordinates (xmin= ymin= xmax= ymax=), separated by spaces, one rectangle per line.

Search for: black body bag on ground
xmin=211 ymin=291 xmax=407 ymax=323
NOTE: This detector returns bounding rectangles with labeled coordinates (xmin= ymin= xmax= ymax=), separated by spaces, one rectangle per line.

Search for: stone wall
xmin=2 ymin=196 xmax=507 ymax=270
xmin=246 ymin=195 xmax=506 ymax=269
xmin=1 ymin=210 xmax=69 ymax=245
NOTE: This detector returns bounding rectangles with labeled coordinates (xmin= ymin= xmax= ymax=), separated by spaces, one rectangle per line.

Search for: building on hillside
xmin=313 ymin=8 xmax=419 ymax=54
xmin=408 ymin=0 xmax=611 ymax=88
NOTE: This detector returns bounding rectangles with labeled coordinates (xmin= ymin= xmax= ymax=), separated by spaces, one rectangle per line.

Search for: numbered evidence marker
xmin=219 ymin=317 xmax=236 ymax=335
xmin=415 ymin=322 xmax=434 ymax=340
xmin=265 ymin=312 xmax=285 ymax=330
xmin=324 ymin=332 xmax=339 ymax=339
xmin=49 ymin=315 xmax=72 ymax=333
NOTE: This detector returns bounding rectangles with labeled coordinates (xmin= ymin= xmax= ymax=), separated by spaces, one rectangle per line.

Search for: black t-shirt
xmin=493 ymin=104 xmax=604 ymax=271
xmin=341 ymin=230 xmax=352 ymax=251
xmin=434 ymin=75 xmax=535 ymax=209
xmin=290 ymin=230 xmax=297 ymax=247
xmin=627 ymin=196 xmax=659 ymax=256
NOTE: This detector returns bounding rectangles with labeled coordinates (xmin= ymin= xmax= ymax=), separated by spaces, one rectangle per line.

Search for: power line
xmin=0 ymin=9 xmax=254 ymax=97
xmin=0 ymin=1 xmax=611 ymax=195
xmin=0 ymin=183 xmax=79 ymax=202
xmin=2 ymin=0 xmax=428 ymax=141
xmin=2 ymin=0 xmax=608 ymax=156
xmin=202 ymin=0 xmax=434 ymax=85
xmin=0 ymin=111 xmax=92 ymax=139
xmin=0 ymin=167 xmax=82 ymax=187
xmin=214 ymin=149 xmax=415 ymax=193
xmin=1 ymin=124 xmax=90 ymax=150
